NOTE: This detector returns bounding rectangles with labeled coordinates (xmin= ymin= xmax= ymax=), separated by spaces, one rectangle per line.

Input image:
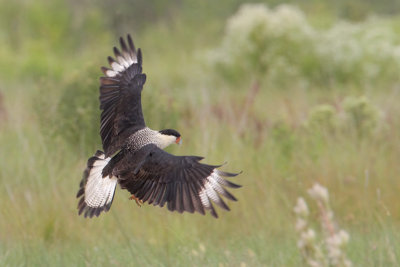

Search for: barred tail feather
xmin=77 ymin=150 xmax=117 ymax=218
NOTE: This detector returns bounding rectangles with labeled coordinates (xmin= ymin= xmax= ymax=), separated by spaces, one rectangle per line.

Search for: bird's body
xmin=77 ymin=35 xmax=241 ymax=218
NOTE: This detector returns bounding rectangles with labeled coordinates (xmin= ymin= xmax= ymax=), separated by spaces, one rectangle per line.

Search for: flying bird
xmin=77 ymin=35 xmax=241 ymax=218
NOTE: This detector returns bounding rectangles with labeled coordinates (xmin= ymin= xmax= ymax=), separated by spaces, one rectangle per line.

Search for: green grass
xmin=1 ymin=1 xmax=400 ymax=266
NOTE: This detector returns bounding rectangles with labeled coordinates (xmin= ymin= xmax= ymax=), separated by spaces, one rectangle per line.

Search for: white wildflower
xmin=301 ymin=229 xmax=316 ymax=243
xmin=327 ymin=234 xmax=341 ymax=247
xmin=294 ymin=197 xmax=309 ymax=216
xmin=295 ymin=218 xmax=307 ymax=232
xmin=295 ymin=182 xmax=353 ymax=267
xmin=307 ymin=183 xmax=329 ymax=202
xmin=307 ymin=259 xmax=323 ymax=267
xmin=297 ymin=239 xmax=305 ymax=249
xmin=327 ymin=246 xmax=342 ymax=260
xmin=339 ymin=230 xmax=350 ymax=244
xmin=344 ymin=259 xmax=353 ymax=267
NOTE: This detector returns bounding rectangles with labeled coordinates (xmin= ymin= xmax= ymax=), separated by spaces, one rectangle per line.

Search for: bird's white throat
xmin=154 ymin=130 xmax=177 ymax=149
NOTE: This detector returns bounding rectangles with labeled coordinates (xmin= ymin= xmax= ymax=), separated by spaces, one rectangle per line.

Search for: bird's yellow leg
xmin=129 ymin=194 xmax=143 ymax=207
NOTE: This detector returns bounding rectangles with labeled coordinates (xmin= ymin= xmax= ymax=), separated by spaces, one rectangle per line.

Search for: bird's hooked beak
xmin=176 ymin=136 xmax=182 ymax=145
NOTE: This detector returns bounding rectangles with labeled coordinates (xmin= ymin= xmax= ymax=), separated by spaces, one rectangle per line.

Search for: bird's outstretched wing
xmin=115 ymin=144 xmax=241 ymax=218
xmin=100 ymin=35 xmax=146 ymax=156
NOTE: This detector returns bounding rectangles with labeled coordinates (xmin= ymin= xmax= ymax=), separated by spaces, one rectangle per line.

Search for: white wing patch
xmin=198 ymin=170 xmax=233 ymax=216
xmin=105 ymin=69 xmax=118 ymax=77
xmin=105 ymin=36 xmax=138 ymax=78
xmin=84 ymin=155 xmax=117 ymax=209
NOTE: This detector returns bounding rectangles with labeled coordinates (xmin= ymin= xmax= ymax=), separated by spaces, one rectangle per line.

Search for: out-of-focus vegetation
xmin=211 ymin=3 xmax=400 ymax=90
xmin=1 ymin=0 xmax=400 ymax=266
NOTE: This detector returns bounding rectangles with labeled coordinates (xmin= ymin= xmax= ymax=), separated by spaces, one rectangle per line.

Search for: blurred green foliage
xmin=211 ymin=4 xmax=400 ymax=89
xmin=306 ymin=104 xmax=337 ymax=133
xmin=0 ymin=0 xmax=110 ymax=82
xmin=343 ymin=96 xmax=380 ymax=137
xmin=1 ymin=0 xmax=400 ymax=266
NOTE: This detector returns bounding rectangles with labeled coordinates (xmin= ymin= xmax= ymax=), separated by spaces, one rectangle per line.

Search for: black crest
xmin=159 ymin=129 xmax=181 ymax=138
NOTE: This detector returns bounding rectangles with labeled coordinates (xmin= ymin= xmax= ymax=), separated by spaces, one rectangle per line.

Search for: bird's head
xmin=158 ymin=129 xmax=182 ymax=148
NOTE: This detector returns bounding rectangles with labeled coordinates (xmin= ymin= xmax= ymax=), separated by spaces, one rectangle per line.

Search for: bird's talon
xmin=129 ymin=195 xmax=143 ymax=207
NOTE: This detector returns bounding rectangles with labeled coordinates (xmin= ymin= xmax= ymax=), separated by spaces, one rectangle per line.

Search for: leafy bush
xmin=304 ymin=96 xmax=381 ymax=138
xmin=306 ymin=104 xmax=338 ymax=133
xmin=343 ymin=96 xmax=380 ymax=137
xmin=210 ymin=4 xmax=315 ymax=86
xmin=210 ymin=3 xmax=400 ymax=89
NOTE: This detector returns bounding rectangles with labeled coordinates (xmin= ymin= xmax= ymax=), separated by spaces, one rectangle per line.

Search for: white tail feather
xmin=77 ymin=151 xmax=118 ymax=218
xmin=85 ymin=156 xmax=116 ymax=209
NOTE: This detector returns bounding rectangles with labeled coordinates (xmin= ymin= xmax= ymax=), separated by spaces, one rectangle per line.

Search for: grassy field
xmin=1 ymin=1 xmax=400 ymax=266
